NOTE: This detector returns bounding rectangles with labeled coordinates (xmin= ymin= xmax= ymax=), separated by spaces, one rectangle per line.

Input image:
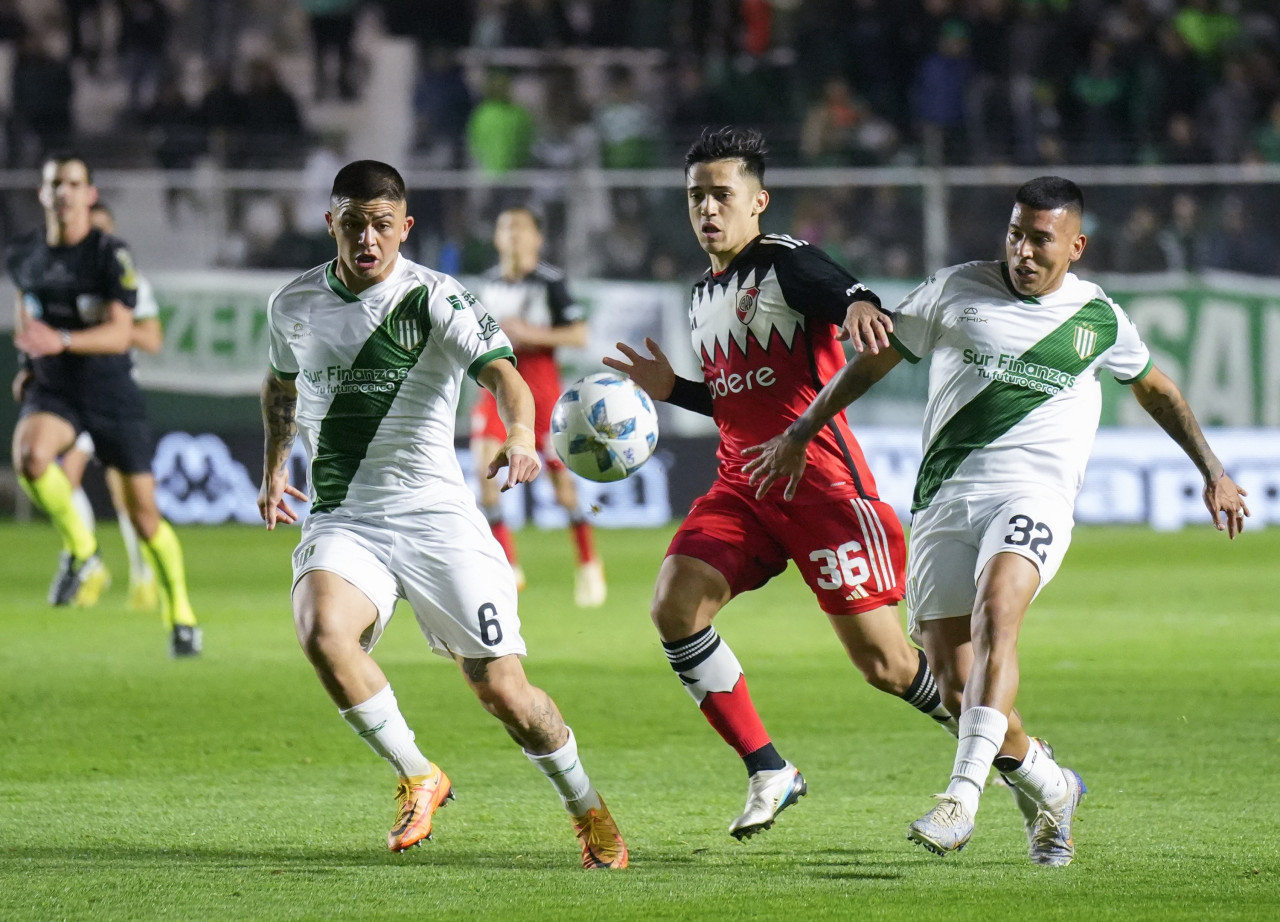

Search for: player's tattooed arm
xmin=258 ymin=372 xmax=307 ymax=529
xmin=263 ymin=372 xmax=298 ymax=466
xmin=1130 ymin=365 xmax=1249 ymax=538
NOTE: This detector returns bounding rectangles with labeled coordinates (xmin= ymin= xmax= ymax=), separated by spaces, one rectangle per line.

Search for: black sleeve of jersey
xmin=6 ymin=232 xmax=35 ymax=284
xmin=545 ymin=277 xmax=585 ymax=326
xmin=101 ymin=235 xmax=139 ymax=309
xmin=773 ymin=244 xmax=881 ymax=326
xmin=666 ymin=375 xmax=713 ymax=416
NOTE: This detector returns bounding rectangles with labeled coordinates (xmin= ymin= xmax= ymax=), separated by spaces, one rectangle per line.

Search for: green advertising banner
xmin=130 ymin=270 xmax=1280 ymax=430
xmin=1099 ymin=272 xmax=1280 ymax=426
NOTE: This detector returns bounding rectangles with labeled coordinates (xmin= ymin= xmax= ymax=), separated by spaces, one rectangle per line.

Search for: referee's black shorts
xmin=21 ymin=386 xmax=156 ymax=474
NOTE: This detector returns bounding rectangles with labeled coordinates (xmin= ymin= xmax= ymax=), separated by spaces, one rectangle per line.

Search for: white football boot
xmin=729 ymin=761 xmax=807 ymax=840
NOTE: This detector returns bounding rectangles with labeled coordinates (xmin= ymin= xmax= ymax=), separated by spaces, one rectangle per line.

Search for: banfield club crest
xmin=1073 ymin=322 xmax=1098 ymax=361
xmin=394 ymin=316 xmax=423 ymax=351
xmin=735 ymin=287 xmax=760 ymax=325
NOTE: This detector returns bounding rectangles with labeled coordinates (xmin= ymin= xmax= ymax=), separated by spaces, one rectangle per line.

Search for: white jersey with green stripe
xmin=267 ymin=256 xmax=514 ymax=518
xmin=134 ymin=274 xmax=159 ymax=321
xmin=890 ymin=260 xmax=1152 ymax=513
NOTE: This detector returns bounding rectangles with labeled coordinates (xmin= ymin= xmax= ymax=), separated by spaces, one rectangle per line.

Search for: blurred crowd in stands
xmin=1 ymin=0 xmax=1278 ymax=278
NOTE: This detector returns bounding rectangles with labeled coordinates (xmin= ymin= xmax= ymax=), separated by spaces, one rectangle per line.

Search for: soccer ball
xmin=550 ymin=373 xmax=659 ymax=482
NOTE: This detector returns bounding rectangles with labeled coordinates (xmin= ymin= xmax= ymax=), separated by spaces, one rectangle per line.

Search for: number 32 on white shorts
xmin=907 ymin=492 xmax=1076 ymax=630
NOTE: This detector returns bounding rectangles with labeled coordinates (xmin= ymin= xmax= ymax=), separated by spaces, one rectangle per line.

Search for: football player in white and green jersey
xmin=744 ymin=176 xmax=1248 ymax=867
xmin=257 ymin=161 xmax=627 ymax=869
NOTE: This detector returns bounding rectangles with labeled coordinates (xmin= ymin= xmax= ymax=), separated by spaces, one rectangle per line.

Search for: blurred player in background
xmin=58 ymin=202 xmax=162 ymax=613
xmin=258 ymin=161 xmax=627 ymax=868
xmin=10 ymin=155 xmax=202 ymax=657
xmin=605 ymin=127 xmax=956 ymax=841
xmin=470 ymin=206 xmax=605 ymax=606
xmin=743 ymin=176 xmax=1249 ymax=866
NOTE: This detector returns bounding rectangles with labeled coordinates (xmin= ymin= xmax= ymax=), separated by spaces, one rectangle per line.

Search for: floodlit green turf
xmin=1 ymin=520 xmax=1277 ymax=921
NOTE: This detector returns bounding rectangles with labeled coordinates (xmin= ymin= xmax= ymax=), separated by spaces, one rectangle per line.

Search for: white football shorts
xmin=906 ymin=490 xmax=1076 ymax=638
xmin=291 ymin=498 xmax=526 ymax=660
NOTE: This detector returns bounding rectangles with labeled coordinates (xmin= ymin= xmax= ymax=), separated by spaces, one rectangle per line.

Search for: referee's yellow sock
xmin=20 ymin=465 xmax=97 ymax=561
xmin=142 ymin=519 xmax=197 ymax=628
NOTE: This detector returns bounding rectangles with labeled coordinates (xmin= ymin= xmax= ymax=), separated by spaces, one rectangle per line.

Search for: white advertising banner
xmin=149 ymin=426 xmax=1276 ymax=531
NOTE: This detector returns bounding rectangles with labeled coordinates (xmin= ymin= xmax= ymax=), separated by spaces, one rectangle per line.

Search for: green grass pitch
xmin=1 ymin=520 xmax=1277 ymax=921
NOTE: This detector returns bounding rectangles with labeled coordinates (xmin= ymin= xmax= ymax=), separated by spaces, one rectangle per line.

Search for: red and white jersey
xmin=689 ymin=234 xmax=881 ymax=505
xmin=477 ymin=261 xmax=584 ymax=376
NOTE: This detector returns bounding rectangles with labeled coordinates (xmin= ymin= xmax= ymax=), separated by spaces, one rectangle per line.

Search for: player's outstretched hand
xmin=742 ymin=430 xmax=810 ymax=501
xmin=14 ymin=318 xmax=64 ymax=358
xmin=603 ymin=338 xmax=676 ymax=401
xmin=1204 ymin=474 xmax=1249 ymax=539
xmin=259 ymin=474 xmax=308 ymax=530
xmin=489 ymin=423 xmax=542 ymax=492
xmin=11 ymin=367 xmax=32 ymax=404
xmin=501 ymin=316 xmax=534 ymax=350
xmin=838 ymin=300 xmax=893 ymax=355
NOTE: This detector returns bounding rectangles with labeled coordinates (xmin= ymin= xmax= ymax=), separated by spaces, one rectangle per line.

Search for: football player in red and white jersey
xmin=470 ymin=206 xmax=606 ymax=607
xmin=604 ymin=127 xmax=957 ymax=840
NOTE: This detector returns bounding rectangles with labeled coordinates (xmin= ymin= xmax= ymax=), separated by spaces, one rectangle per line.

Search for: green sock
xmin=20 ymin=465 xmax=97 ymax=561
xmin=142 ymin=520 xmax=197 ymax=628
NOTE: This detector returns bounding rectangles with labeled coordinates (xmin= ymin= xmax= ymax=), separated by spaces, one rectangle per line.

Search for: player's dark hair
xmin=42 ymin=152 xmax=92 ymax=183
xmin=330 ymin=160 xmax=406 ymax=203
xmin=1016 ymin=176 xmax=1084 ymax=215
xmin=499 ymin=204 xmax=543 ymax=231
xmin=685 ymin=127 xmax=767 ymax=185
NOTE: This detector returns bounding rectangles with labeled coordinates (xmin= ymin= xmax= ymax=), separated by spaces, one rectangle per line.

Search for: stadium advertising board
xmin=1100 ymin=272 xmax=1280 ymax=427
xmin=143 ymin=426 xmax=1280 ymax=532
xmin=133 ymin=271 xmax=1280 ymax=427
xmin=6 ymin=272 xmax=1274 ymax=529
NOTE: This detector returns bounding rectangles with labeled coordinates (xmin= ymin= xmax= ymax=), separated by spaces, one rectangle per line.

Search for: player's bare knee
xmin=15 ymin=445 xmax=52 ymax=480
xmin=650 ymin=593 xmax=700 ymax=640
xmin=870 ymin=661 xmax=913 ymax=695
xmin=972 ymin=598 xmax=1022 ymax=649
xmin=971 ymin=613 xmax=1019 ymax=657
xmin=127 ymin=507 xmax=161 ymax=540
xmin=461 ymin=657 xmax=525 ymax=717
xmin=554 ymin=481 xmax=577 ymax=511
xmin=294 ymin=609 xmax=358 ymax=666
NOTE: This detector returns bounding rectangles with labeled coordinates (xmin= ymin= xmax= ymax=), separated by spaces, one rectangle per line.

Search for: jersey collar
xmin=326 ymin=255 xmax=405 ymax=302
xmin=999 ymin=261 xmax=1041 ymax=304
xmin=707 ymin=235 xmax=763 ymax=283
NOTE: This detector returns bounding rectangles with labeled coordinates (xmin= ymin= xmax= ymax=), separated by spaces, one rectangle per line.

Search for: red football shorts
xmin=470 ymin=355 xmax=564 ymax=470
xmin=667 ymin=481 xmax=906 ymax=615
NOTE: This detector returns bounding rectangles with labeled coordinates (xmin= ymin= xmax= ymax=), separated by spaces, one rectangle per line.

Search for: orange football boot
xmin=572 ymin=797 xmax=628 ymax=869
xmin=387 ymin=765 xmax=453 ymax=851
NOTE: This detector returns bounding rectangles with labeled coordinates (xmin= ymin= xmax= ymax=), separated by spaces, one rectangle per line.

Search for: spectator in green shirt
xmin=466 ymin=70 xmax=535 ymax=174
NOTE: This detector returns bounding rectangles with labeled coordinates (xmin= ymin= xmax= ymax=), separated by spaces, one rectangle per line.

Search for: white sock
xmin=661 ymin=627 xmax=743 ymax=704
xmin=1007 ymin=738 xmax=1069 ymax=808
xmin=524 ymin=727 xmax=601 ymax=816
xmin=339 ymin=685 xmax=433 ymax=779
xmin=945 ymin=706 xmax=1009 ymax=816
xmin=71 ymin=487 xmax=96 ymax=536
xmin=117 ymin=512 xmax=152 ymax=583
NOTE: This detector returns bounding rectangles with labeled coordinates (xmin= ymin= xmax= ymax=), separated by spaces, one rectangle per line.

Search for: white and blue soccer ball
xmin=550 ymin=372 xmax=659 ymax=483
